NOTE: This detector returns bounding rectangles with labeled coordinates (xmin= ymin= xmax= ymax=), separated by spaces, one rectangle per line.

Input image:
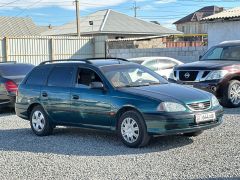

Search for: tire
xmin=184 ymin=130 xmax=203 ymax=137
xmin=30 ymin=105 xmax=53 ymax=136
xmin=118 ymin=110 xmax=150 ymax=148
xmin=222 ymin=80 xmax=240 ymax=108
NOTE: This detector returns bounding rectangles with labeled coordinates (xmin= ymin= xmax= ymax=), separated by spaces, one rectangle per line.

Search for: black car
xmin=169 ymin=41 xmax=240 ymax=108
xmin=0 ymin=62 xmax=34 ymax=108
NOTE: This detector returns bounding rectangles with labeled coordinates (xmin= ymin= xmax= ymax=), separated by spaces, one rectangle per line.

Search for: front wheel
xmin=30 ymin=105 xmax=53 ymax=136
xmin=118 ymin=111 xmax=150 ymax=148
xmin=222 ymin=80 xmax=240 ymax=108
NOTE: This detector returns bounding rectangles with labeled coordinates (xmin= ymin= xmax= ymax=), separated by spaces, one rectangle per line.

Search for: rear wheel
xmin=30 ymin=105 xmax=53 ymax=136
xmin=118 ymin=110 xmax=150 ymax=148
xmin=222 ymin=80 xmax=240 ymax=108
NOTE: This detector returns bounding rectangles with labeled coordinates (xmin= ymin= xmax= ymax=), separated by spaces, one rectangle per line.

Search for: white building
xmin=202 ymin=7 xmax=240 ymax=47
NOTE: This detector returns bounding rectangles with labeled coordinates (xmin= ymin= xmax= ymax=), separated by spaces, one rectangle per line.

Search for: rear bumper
xmin=0 ymin=95 xmax=15 ymax=108
xmin=15 ymin=103 xmax=29 ymax=120
xmin=144 ymin=106 xmax=224 ymax=136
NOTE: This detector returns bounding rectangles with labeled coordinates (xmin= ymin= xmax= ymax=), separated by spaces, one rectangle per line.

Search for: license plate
xmin=195 ymin=112 xmax=216 ymax=123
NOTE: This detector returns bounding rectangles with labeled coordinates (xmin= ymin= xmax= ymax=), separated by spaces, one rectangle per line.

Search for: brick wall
xmin=108 ymin=46 xmax=208 ymax=63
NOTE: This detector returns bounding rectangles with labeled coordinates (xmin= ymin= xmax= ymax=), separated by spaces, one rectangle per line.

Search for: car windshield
xmin=201 ymin=45 xmax=240 ymax=61
xmin=101 ymin=64 xmax=168 ymax=88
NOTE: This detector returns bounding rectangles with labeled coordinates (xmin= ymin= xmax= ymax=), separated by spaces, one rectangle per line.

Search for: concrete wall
xmin=208 ymin=21 xmax=240 ymax=48
xmin=108 ymin=46 xmax=208 ymax=63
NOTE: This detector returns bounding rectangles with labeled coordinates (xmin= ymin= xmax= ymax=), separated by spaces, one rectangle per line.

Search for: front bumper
xmin=143 ymin=106 xmax=224 ymax=136
xmin=168 ymin=79 xmax=223 ymax=98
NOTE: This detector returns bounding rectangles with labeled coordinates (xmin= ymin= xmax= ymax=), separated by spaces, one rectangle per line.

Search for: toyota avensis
xmin=15 ymin=58 xmax=223 ymax=148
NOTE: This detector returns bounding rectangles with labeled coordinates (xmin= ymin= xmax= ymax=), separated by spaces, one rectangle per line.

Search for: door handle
xmin=72 ymin=95 xmax=79 ymax=100
xmin=42 ymin=92 xmax=48 ymax=97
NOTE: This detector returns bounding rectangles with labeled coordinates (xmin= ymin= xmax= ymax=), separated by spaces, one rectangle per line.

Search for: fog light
xmin=211 ymin=86 xmax=217 ymax=92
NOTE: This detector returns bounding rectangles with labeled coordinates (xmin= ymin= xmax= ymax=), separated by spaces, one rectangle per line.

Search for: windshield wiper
xmin=122 ymin=83 xmax=150 ymax=88
xmin=149 ymin=82 xmax=161 ymax=85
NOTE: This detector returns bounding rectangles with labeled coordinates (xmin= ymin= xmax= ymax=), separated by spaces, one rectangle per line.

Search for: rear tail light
xmin=4 ymin=80 xmax=18 ymax=93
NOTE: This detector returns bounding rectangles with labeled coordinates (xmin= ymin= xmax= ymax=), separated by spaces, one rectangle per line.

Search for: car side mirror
xmin=199 ymin=55 xmax=202 ymax=60
xmin=90 ymin=82 xmax=105 ymax=90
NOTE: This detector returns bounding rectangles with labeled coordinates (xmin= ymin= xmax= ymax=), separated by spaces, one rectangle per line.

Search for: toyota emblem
xmin=184 ymin=72 xmax=190 ymax=79
xmin=198 ymin=103 xmax=205 ymax=109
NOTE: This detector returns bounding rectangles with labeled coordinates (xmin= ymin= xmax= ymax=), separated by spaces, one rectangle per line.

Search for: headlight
xmin=157 ymin=102 xmax=186 ymax=112
xmin=205 ymin=70 xmax=228 ymax=80
xmin=212 ymin=95 xmax=220 ymax=107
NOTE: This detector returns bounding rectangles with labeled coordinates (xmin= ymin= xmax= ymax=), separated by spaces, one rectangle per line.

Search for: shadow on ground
xmin=2 ymin=107 xmax=239 ymax=157
xmin=0 ymin=126 xmax=194 ymax=156
xmin=223 ymin=107 xmax=240 ymax=115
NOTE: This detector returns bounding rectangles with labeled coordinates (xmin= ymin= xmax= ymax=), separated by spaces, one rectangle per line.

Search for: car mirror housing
xmin=90 ymin=82 xmax=104 ymax=89
xmin=199 ymin=55 xmax=203 ymax=60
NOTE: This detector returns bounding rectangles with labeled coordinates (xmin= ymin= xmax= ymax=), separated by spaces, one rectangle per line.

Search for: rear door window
xmin=48 ymin=66 xmax=74 ymax=87
xmin=26 ymin=67 xmax=51 ymax=86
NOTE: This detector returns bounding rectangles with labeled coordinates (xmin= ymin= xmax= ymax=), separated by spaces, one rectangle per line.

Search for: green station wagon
xmin=15 ymin=58 xmax=224 ymax=148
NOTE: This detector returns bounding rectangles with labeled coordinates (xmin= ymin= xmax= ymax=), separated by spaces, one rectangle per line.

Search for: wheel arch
xmin=230 ymin=76 xmax=240 ymax=82
xmin=115 ymin=105 xmax=145 ymax=130
xmin=27 ymin=103 xmax=42 ymax=118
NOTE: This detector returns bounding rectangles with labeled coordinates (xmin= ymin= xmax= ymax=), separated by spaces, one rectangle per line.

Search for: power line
xmin=0 ymin=0 xmax=22 ymax=7
xmin=15 ymin=0 xmax=43 ymax=16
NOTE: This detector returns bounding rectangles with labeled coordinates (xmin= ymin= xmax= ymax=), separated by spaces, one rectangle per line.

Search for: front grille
xmin=202 ymin=71 xmax=210 ymax=78
xmin=187 ymin=101 xmax=211 ymax=111
xmin=179 ymin=71 xmax=198 ymax=81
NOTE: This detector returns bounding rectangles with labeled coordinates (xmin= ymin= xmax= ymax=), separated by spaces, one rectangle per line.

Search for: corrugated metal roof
xmin=0 ymin=17 xmax=41 ymax=37
xmin=174 ymin=6 xmax=223 ymax=24
xmin=202 ymin=7 xmax=240 ymax=21
xmin=42 ymin=9 xmax=182 ymax=36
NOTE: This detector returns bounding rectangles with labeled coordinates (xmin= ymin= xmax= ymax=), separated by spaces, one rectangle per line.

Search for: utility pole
xmin=132 ymin=1 xmax=140 ymax=18
xmin=75 ymin=0 xmax=80 ymax=36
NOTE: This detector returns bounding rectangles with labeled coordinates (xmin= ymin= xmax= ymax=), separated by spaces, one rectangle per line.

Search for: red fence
xmin=166 ymin=41 xmax=205 ymax=48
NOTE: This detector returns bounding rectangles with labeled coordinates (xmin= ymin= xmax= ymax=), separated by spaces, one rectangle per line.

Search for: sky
xmin=1 ymin=0 xmax=240 ymax=29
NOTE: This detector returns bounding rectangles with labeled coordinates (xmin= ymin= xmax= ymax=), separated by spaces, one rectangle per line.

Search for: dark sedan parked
xmin=0 ymin=62 xmax=34 ymax=108
xmin=16 ymin=58 xmax=223 ymax=148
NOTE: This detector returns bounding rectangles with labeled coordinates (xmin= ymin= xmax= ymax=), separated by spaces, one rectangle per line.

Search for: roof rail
xmin=39 ymin=59 xmax=92 ymax=65
xmin=0 ymin=61 xmax=16 ymax=64
xmin=39 ymin=58 xmax=129 ymax=65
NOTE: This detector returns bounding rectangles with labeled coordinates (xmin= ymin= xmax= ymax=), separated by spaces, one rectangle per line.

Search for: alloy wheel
xmin=230 ymin=83 xmax=240 ymax=105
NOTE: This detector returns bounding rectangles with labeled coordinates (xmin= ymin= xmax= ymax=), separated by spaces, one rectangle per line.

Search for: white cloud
xmin=0 ymin=0 xmax=129 ymax=10
xmin=155 ymin=0 xmax=176 ymax=4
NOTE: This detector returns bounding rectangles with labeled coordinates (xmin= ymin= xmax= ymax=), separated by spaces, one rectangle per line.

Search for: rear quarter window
xmin=26 ymin=66 xmax=52 ymax=86
xmin=47 ymin=66 xmax=74 ymax=87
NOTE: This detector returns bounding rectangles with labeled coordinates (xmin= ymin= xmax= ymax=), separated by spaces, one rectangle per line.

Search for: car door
xmin=70 ymin=67 xmax=112 ymax=128
xmin=41 ymin=66 xmax=75 ymax=123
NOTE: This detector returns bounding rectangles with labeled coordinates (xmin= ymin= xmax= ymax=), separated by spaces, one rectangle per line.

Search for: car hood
xmin=176 ymin=60 xmax=240 ymax=70
xmin=119 ymin=83 xmax=211 ymax=104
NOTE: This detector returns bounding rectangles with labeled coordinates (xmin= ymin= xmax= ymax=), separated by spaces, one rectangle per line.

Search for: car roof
xmin=0 ymin=62 xmax=34 ymax=67
xmin=39 ymin=58 xmax=132 ymax=68
xmin=218 ymin=40 xmax=240 ymax=47
xmin=128 ymin=56 xmax=183 ymax=64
